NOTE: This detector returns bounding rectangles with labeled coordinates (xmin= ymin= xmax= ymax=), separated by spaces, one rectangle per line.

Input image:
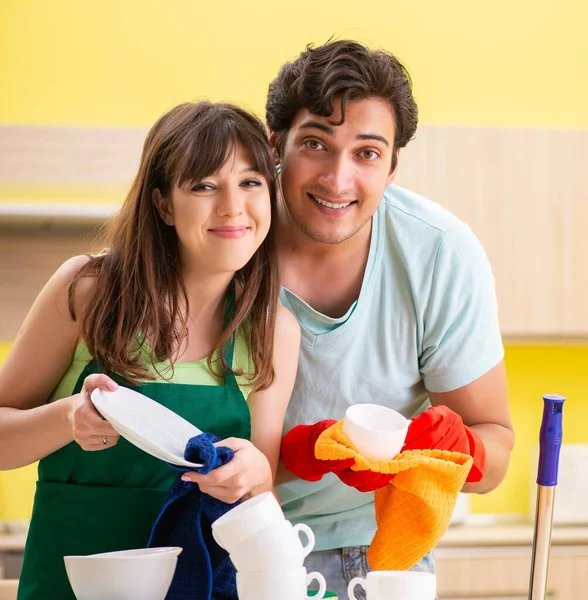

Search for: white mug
xmin=229 ymin=520 xmax=314 ymax=572
xmin=211 ymin=491 xmax=284 ymax=551
xmin=348 ymin=571 xmax=436 ymax=600
xmin=342 ymin=404 xmax=409 ymax=461
xmin=237 ymin=567 xmax=326 ymax=600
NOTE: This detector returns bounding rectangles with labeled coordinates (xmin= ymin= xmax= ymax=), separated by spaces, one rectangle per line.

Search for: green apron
xmin=18 ymin=327 xmax=250 ymax=600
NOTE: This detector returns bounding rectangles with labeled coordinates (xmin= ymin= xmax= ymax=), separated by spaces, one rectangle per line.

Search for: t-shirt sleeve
xmin=419 ymin=223 xmax=504 ymax=393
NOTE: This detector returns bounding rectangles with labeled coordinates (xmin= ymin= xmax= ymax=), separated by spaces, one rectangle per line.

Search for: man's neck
xmin=277 ymin=210 xmax=373 ymax=318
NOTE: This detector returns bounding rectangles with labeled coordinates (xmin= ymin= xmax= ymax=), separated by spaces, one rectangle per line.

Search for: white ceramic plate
xmin=91 ymin=386 xmax=204 ymax=468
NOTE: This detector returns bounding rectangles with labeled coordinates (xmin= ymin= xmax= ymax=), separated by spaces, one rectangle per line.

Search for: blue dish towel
xmin=148 ymin=432 xmax=239 ymax=600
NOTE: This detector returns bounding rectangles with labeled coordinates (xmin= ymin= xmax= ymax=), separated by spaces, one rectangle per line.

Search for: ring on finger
xmin=102 ymin=435 xmax=108 ymax=447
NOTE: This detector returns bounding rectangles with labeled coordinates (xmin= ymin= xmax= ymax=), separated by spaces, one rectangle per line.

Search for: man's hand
xmin=281 ymin=420 xmax=393 ymax=492
xmin=402 ymin=405 xmax=486 ymax=482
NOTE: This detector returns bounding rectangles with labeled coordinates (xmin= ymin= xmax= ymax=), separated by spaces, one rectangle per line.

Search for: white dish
xmin=102 ymin=413 xmax=199 ymax=468
xmin=91 ymin=386 xmax=204 ymax=468
xmin=64 ymin=554 xmax=177 ymax=600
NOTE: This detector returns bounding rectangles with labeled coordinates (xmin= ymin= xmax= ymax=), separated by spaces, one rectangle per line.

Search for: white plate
xmin=91 ymin=386 xmax=204 ymax=469
xmin=104 ymin=416 xmax=198 ymax=468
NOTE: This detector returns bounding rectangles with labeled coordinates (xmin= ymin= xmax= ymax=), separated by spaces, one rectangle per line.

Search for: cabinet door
xmin=547 ymin=553 xmax=588 ymax=598
xmin=435 ymin=547 xmax=534 ymax=597
xmin=396 ymin=125 xmax=588 ymax=336
xmin=436 ymin=545 xmax=588 ymax=599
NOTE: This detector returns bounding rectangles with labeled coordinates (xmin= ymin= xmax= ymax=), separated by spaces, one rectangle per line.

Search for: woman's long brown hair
xmin=68 ymin=102 xmax=280 ymax=390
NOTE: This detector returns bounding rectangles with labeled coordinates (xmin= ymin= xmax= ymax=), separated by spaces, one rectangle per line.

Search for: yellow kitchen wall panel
xmin=0 ymin=342 xmax=37 ymax=520
xmin=0 ymin=340 xmax=586 ymax=519
xmin=470 ymin=343 xmax=588 ymax=515
xmin=1 ymin=0 xmax=586 ymax=128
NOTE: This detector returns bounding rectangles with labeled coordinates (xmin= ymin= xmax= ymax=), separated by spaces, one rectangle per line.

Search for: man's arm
xmin=428 ymin=360 xmax=514 ymax=493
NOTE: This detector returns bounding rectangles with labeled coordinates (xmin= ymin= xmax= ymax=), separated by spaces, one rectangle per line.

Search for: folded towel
xmin=314 ymin=421 xmax=472 ymax=571
xmin=148 ymin=432 xmax=239 ymax=600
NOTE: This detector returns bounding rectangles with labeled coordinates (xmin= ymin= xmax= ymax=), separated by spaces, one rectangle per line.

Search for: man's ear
xmin=152 ymin=188 xmax=174 ymax=226
xmin=387 ymin=149 xmax=401 ymax=186
xmin=268 ymin=130 xmax=281 ymax=165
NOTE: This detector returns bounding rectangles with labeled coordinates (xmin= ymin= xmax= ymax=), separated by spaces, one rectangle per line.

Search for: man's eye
xmin=303 ymin=140 xmax=325 ymax=151
xmin=359 ymin=150 xmax=380 ymax=160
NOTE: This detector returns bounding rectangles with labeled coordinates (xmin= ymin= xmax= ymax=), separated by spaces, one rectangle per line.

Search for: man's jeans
xmin=305 ymin=546 xmax=435 ymax=599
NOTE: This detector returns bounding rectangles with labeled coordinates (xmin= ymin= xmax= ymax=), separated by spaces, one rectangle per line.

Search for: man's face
xmin=275 ymin=97 xmax=398 ymax=245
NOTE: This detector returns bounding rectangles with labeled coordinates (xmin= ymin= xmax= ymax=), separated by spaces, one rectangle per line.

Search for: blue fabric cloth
xmin=148 ymin=432 xmax=239 ymax=600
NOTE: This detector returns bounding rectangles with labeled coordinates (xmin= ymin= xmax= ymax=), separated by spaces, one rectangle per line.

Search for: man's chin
xmin=297 ymin=223 xmax=357 ymax=245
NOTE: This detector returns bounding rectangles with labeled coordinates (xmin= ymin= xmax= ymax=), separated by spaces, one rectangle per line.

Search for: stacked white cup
xmin=212 ymin=491 xmax=327 ymax=600
xmin=348 ymin=571 xmax=436 ymax=600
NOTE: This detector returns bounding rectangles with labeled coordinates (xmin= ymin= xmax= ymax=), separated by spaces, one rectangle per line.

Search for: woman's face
xmin=155 ymin=142 xmax=272 ymax=277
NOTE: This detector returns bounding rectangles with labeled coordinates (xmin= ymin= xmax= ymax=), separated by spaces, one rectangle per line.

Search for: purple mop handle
xmin=529 ymin=394 xmax=565 ymax=600
xmin=537 ymin=394 xmax=565 ymax=486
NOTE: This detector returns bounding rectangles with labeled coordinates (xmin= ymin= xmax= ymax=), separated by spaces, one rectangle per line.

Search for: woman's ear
xmin=152 ymin=188 xmax=174 ymax=226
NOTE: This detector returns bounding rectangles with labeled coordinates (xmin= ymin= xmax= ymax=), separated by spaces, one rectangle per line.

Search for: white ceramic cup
xmin=348 ymin=571 xmax=436 ymax=600
xmin=237 ymin=567 xmax=326 ymax=600
xmin=229 ymin=520 xmax=314 ymax=572
xmin=211 ymin=491 xmax=285 ymax=551
xmin=342 ymin=404 xmax=409 ymax=461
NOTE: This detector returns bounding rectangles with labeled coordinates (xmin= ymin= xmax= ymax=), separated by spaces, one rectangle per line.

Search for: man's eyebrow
xmin=298 ymin=120 xmax=390 ymax=147
xmin=356 ymin=133 xmax=390 ymax=147
xmin=298 ymin=120 xmax=335 ymax=135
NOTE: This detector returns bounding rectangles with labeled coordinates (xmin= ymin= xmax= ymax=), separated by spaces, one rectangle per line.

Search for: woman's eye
xmin=303 ymin=139 xmax=325 ymax=151
xmin=241 ymin=179 xmax=263 ymax=188
xmin=359 ymin=150 xmax=380 ymax=160
xmin=191 ymin=182 xmax=215 ymax=192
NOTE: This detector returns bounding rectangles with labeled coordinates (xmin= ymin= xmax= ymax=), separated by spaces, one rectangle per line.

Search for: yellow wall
xmin=471 ymin=343 xmax=588 ymax=515
xmin=1 ymin=341 xmax=587 ymax=519
xmin=1 ymin=0 xmax=587 ymax=128
xmin=0 ymin=343 xmax=37 ymax=520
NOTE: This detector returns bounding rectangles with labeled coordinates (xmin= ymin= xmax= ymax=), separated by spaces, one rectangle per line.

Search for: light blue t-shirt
xmin=277 ymin=184 xmax=504 ymax=551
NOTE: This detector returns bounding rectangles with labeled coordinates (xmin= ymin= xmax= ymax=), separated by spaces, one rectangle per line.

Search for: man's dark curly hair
xmin=266 ymin=39 xmax=418 ymax=172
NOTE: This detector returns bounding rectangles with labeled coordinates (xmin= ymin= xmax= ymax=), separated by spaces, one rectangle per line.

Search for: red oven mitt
xmin=401 ymin=405 xmax=486 ymax=483
xmin=280 ymin=420 xmax=394 ymax=492
xmin=281 ymin=405 xmax=486 ymax=491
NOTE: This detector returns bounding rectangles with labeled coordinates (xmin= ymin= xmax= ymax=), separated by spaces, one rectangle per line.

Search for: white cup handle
xmin=306 ymin=571 xmax=327 ymax=600
xmin=293 ymin=523 xmax=315 ymax=557
xmin=347 ymin=576 xmax=367 ymax=600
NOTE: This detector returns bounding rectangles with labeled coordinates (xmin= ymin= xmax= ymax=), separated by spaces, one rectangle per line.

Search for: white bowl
xmin=91 ymin=547 xmax=182 ymax=559
xmin=64 ymin=554 xmax=178 ymax=600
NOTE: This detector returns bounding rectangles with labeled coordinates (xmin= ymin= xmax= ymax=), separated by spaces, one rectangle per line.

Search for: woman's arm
xmin=0 ymin=256 xmax=119 ymax=469
xmin=184 ymin=305 xmax=301 ymax=502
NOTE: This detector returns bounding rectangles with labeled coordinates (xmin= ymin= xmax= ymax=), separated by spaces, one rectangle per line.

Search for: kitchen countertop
xmin=438 ymin=524 xmax=588 ymax=547
xmin=2 ymin=525 xmax=588 ymax=553
xmin=0 ymin=534 xmax=26 ymax=553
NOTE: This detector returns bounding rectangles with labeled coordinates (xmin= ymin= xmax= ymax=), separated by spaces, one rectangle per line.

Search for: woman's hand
xmin=69 ymin=374 xmax=120 ymax=451
xmin=181 ymin=438 xmax=273 ymax=504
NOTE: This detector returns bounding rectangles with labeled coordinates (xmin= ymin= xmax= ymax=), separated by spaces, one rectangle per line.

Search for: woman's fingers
xmin=81 ymin=433 xmax=122 ymax=451
xmin=72 ymin=374 xmax=120 ymax=451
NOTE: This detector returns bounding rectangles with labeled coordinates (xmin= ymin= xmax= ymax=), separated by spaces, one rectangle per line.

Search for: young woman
xmin=0 ymin=101 xmax=300 ymax=600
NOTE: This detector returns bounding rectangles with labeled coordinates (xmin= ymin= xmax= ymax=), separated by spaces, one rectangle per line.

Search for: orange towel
xmin=315 ymin=420 xmax=472 ymax=571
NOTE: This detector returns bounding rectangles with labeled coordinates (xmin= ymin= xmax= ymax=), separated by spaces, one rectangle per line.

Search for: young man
xmin=266 ymin=40 xmax=514 ymax=595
